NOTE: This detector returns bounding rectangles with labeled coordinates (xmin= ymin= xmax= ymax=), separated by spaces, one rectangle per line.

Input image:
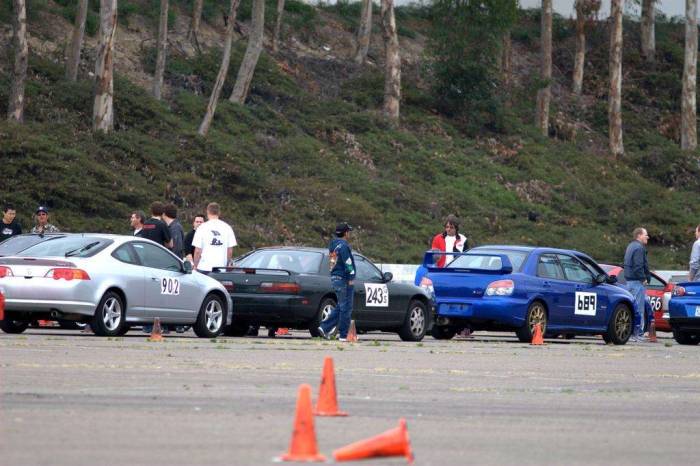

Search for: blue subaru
xmin=420 ymin=246 xmax=636 ymax=344
xmin=668 ymin=282 xmax=700 ymax=345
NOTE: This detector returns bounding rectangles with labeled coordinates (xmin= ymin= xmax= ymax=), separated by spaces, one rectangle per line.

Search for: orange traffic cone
xmin=148 ymin=317 xmax=164 ymax=342
xmin=333 ymin=418 xmax=414 ymax=464
xmin=648 ymin=319 xmax=657 ymax=343
xmin=346 ymin=320 xmax=358 ymax=343
xmin=531 ymin=323 xmax=544 ymax=345
xmin=276 ymin=327 xmax=290 ymax=336
xmin=276 ymin=384 xmax=326 ymax=462
xmin=314 ymin=356 xmax=348 ymax=417
xmin=0 ymin=290 xmax=5 ymax=321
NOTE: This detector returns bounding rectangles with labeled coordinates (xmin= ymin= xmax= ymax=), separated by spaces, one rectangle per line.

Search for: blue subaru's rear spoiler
xmin=422 ymin=251 xmax=513 ymax=274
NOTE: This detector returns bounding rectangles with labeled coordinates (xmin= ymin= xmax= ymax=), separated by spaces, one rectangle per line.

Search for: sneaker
xmin=338 ymin=338 xmax=348 ymax=342
xmin=318 ymin=326 xmax=329 ymax=340
xmin=175 ymin=326 xmax=186 ymax=334
xmin=629 ymin=336 xmax=639 ymax=342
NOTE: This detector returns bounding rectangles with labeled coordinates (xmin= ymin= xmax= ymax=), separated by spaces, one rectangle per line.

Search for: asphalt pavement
xmin=2 ymin=329 xmax=699 ymax=465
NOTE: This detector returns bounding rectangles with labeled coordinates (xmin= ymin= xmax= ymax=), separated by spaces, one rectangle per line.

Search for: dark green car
xmin=210 ymin=246 xmax=433 ymax=341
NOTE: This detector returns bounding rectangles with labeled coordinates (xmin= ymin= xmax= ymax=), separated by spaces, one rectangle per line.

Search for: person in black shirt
xmin=140 ymin=202 xmax=173 ymax=248
xmin=1 ymin=204 xmax=22 ymax=242
xmin=163 ymin=203 xmax=185 ymax=258
xmin=184 ymin=213 xmax=205 ymax=263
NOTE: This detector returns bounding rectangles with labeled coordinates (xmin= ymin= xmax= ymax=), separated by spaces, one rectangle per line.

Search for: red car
xmin=600 ymin=264 xmax=674 ymax=332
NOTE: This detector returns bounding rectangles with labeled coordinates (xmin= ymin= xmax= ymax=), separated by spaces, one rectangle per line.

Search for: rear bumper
xmin=230 ymin=294 xmax=315 ymax=322
xmin=669 ymin=317 xmax=700 ymax=332
xmin=434 ymin=297 xmax=528 ymax=328
xmin=5 ymin=298 xmax=96 ymax=315
xmin=2 ymin=279 xmax=97 ymax=316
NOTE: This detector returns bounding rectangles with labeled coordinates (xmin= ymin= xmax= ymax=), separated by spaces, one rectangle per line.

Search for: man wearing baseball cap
xmin=31 ymin=206 xmax=60 ymax=234
xmin=318 ymin=222 xmax=356 ymax=342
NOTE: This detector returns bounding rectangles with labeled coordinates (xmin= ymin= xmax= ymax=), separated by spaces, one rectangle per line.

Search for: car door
xmin=533 ymin=253 xmax=570 ymax=326
xmin=131 ymin=241 xmax=201 ymax=322
xmin=557 ymin=254 xmax=608 ymax=328
xmin=110 ymin=243 xmax=147 ymax=319
xmin=353 ymin=255 xmax=392 ymax=325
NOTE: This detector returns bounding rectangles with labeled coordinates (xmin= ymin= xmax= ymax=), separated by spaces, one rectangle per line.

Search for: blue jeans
xmin=321 ymin=276 xmax=354 ymax=338
xmin=627 ymin=280 xmax=646 ymax=336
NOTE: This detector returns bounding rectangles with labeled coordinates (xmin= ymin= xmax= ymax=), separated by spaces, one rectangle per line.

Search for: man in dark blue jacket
xmin=623 ymin=227 xmax=651 ymax=341
xmin=318 ymin=222 xmax=356 ymax=342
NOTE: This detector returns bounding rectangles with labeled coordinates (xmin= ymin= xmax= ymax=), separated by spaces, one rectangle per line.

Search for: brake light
xmin=259 ymin=282 xmax=301 ymax=294
xmin=221 ymin=280 xmax=234 ymax=291
xmin=46 ymin=268 xmax=91 ymax=280
xmin=0 ymin=266 xmax=13 ymax=278
xmin=673 ymin=286 xmax=686 ymax=297
xmin=419 ymin=277 xmax=434 ymax=295
xmin=486 ymin=279 xmax=514 ymax=296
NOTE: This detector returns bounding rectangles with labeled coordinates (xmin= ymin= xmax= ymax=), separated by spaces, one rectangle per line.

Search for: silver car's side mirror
xmin=183 ymin=261 xmax=193 ymax=274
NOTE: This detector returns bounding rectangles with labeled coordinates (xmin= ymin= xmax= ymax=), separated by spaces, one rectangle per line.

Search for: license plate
xmin=441 ymin=303 xmax=471 ymax=315
xmin=695 ymin=306 xmax=700 ymax=317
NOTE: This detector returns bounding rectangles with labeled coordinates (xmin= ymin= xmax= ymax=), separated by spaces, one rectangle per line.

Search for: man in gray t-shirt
xmin=689 ymin=225 xmax=700 ymax=281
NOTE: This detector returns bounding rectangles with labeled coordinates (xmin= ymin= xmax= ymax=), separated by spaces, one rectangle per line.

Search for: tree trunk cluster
xmin=8 ymin=0 xmax=29 ymax=122
xmin=572 ymin=0 xmax=600 ymax=96
xmin=153 ymin=0 xmax=169 ymax=100
xmin=681 ymin=0 xmax=698 ymax=151
xmin=66 ymin=0 xmax=89 ymax=82
xmin=355 ymin=0 xmax=373 ymax=64
xmin=640 ymin=0 xmax=656 ymax=64
xmin=608 ymin=0 xmax=624 ymax=156
xmin=381 ymin=0 xmax=400 ymax=124
xmin=93 ymin=0 xmax=118 ymax=133
xmin=230 ymin=0 xmax=264 ymax=104
xmin=535 ymin=0 xmax=552 ymax=136
xmin=272 ymin=0 xmax=286 ymax=53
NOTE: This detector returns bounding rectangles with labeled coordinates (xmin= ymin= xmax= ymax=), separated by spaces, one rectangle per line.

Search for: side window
xmin=647 ymin=274 xmax=665 ymax=291
xmin=536 ymin=254 xmax=565 ymax=280
xmin=557 ymin=254 xmax=594 ymax=284
xmin=112 ymin=244 xmax=139 ymax=265
xmin=132 ymin=242 xmax=182 ymax=272
xmin=354 ymin=255 xmax=382 ymax=281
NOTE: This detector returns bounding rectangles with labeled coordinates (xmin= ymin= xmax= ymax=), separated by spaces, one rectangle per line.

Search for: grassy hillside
xmin=0 ymin=1 xmax=699 ymax=267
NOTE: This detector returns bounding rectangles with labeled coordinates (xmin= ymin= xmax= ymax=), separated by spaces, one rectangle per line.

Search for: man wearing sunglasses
xmin=30 ymin=206 xmax=60 ymax=234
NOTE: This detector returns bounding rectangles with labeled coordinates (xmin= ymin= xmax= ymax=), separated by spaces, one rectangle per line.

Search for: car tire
xmin=431 ymin=325 xmax=457 ymax=340
xmin=398 ymin=300 xmax=427 ymax=342
xmin=516 ymin=301 xmax=547 ymax=343
xmin=309 ymin=297 xmax=336 ymax=337
xmin=193 ymin=293 xmax=226 ymax=338
xmin=91 ymin=291 xmax=125 ymax=337
xmin=602 ymin=303 xmax=632 ymax=345
xmin=0 ymin=319 xmax=29 ymax=334
xmin=672 ymin=327 xmax=700 ymax=345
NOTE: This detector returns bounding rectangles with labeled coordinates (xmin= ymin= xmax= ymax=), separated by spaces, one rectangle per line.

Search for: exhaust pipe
xmin=437 ymin=317 xmax=451 ymax=326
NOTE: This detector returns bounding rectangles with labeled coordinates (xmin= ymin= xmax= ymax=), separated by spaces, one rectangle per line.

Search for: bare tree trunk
xmin=501 ymin=32 xmax=512 ymax=108
xmin=198 ymin=0 xmax=241 ymax=136
xmin=229 ymin=0 xmax=264 ymax=104
xmin=381 ymin=0 xmax=400 ymax=124
xmin=640 ymin=0 xmax=655 ymax=63
xmin=153 ymin=0 xmax=169 ymax=100
xmin=354 ymin=0 xmax=372 ymax=64
xmin=608 ymin=0 xmax=624 ymax=156
xmin=682 ymin=0 xmax=698 ymax=151
xmin=66 ymin=0 xmax=88 ymax=81
xmin=535 ymin=0 xmax=552 ymax=136
xmin=8 ymin=0 xmax=28 ymax=123
xmin=93 ymin=0 xmax=118 ymax=133
xmin=188 ymin=0 xmax=203 ymax=50
xmin=272 ymin=0 xmax=285 ymax=53
xmin=572 ymin=0 xmax=585 ymax=95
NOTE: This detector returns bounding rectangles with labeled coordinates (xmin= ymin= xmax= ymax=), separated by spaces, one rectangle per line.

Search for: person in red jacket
xmin=431 ymin=214 xmax=468 ymax=267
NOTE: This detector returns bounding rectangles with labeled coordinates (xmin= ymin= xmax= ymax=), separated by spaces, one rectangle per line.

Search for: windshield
xmin=0 ymin=235 xmax=65 ymax=256
xmin=449 ymin=249 xmax=529 ymax=272
xmin=236 ymin=250 xmax=323 ymax=274
xmin=17 ymin=236 xmax=112 ymax=258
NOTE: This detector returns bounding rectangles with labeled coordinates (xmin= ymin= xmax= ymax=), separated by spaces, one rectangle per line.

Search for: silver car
xmin=0 ymin=234 xmax=232 ymax=337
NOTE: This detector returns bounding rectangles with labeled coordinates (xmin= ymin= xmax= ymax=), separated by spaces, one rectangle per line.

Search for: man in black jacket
xmin=623 ymin=227 xmax=651 ymax=341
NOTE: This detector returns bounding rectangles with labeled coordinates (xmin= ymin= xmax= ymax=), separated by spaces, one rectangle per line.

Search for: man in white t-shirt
xmin=192 ymin=202 xmax=237 ymax=273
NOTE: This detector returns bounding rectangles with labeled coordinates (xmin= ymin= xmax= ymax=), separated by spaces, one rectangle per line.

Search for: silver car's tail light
xmin=485 ymin=279 xmax=515 ymax=296
xmin=45 ymin=268 xmax=91 ymax=280
xmin=0 ymin=266 xmax=13 ymax=278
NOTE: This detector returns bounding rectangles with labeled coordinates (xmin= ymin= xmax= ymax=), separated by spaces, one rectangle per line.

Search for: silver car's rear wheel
xmin=194 ymin=294 xmax=225 ymax=338
xmin=92 ymin=291 xmax=125 ymax=337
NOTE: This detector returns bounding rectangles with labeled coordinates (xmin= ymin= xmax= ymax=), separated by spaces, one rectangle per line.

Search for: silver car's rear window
xmin=236 ymin=250 xmax=323 ymax=274
xmin=17 ymin=236 xmax=113 ymax=258
xmin=0 ymin=234 xmax=65 ymax=256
